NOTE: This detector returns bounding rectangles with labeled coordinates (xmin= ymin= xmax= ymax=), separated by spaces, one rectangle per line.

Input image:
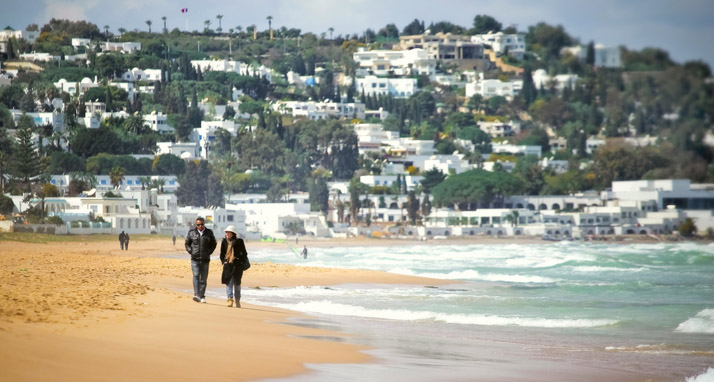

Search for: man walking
xmin=185 ymin=217 xmax=217 ymax=303
xmin=118 ymin=231 xmax=126 ymax=250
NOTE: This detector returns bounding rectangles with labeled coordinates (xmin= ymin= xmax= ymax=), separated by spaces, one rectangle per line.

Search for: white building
xmin=422 ymin=154 xmax=472 ymax=174
xmin=156 ymin=141 xmax=200 ymax=160
xmin=478 ymin=120 xmax=520 ymax=137
xmin=540 ymin=158 xmax=569 ymax=174
xmin=175 ymin=206 xmax=248 ymax=238
xmin=491 ymin=142 xmax=542 ymax=157
xmin=586 ymin=137 xmax=606 ymax=154
xmin=101 ymin=42 xmax=141 ymax=53
xmin=353 ymin=47 xmax=436 ymax=77
xmin=465 ymin=73 xmax=522 ymax=99
xmin=532 ymin=69 xmax=578 ymax=92
xmin=353 ymin=123 xmax=400 ymax=155
xmin=191 ymin=60 xmax=274 ymax=83
xmin=19 ymin=52 xmax=60 ymax=62
xmin=54 ymin=77 xmax=99 ymax=95
xmin=603 ymin=179 xmax=714 ymax=212
xmin=273 ymin=100 xmax=365 ymax=120
xmin=561 ymin=44 xmax=622 ymax=68
xmin=143 ymin=111 xmax=175 ymax=134
xmin=10 ymin=110 xmax=64 ymax=132
xmin=71 ymin=38 xmax=91 ymax=49
xmin=121 ymin=67 xmax=163 ymax=82
xmin=471 ymin=32 xmax=527 ymax=59
xmin=360 ymin=175 xmax=424 ymax=191
xmin=356 ymin=76 xmax=418 ymax=98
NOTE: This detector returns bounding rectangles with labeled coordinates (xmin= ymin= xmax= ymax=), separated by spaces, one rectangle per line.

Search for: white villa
xmin=471 ymin=32 xmax=527 ymax=59
xmin=121 ymin=67 xmax=163 ymax=82
xmin=353 ymin=47 xmax=436 ymax=77
xmin=272 ymin=100 xmax=365 ymax=120
xmin=561 ymin=44 xmax=622 ymax=68
xmin=143 ymin=111 xmax=175 ymax=134
xmin=356 ymin=76 xmax=418 ymax=98
xmin=532 ymin=69 xmax=579 ymax=92
xmin=466 ymin=73 xmax=522 ymax=99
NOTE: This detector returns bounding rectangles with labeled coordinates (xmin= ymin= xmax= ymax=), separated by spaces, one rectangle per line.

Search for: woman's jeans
xmin=226 ymin=274 xmax=241 ymax=301
xmin=191 ymin=260 xmax=209 ymax=298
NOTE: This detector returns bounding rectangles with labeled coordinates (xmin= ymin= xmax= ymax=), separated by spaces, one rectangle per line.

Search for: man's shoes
xmin=227 ymin=298 xmax=233 ymax=307
xmin=235 ymin=300 xmax=241 ymax=308
xmin=192 ymin=296 xmax=200 ymax=302
xmin=200 ymin=298 xmax=206 ymax=303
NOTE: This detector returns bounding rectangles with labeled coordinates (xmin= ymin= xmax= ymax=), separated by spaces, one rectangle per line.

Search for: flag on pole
xmin=181 ymin=8 xmax=188 ymax=13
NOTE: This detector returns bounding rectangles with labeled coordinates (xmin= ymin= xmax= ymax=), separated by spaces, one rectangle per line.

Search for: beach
xmin=0 ymin=235 xmax=711 ymax=382
xmin=0 ymin=235 xmax=447 ymax=381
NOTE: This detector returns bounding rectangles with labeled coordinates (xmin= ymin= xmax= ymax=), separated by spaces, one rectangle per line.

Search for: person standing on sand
xmin=172 ymin=234 xmax=176 ymax=246
xmin=124 ymin=233 xmax=130 ymax=251
xmin=220 ymin=225 xmax=248 ymax=308
xmin=118 ymin=231 xmax=126 ymax=250
xmin=185 ymin=217 xmax=217 ymax=303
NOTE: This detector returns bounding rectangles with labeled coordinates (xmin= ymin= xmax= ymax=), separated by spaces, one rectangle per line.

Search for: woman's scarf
xmin=225 ymin=238 xmax=235 ymax=263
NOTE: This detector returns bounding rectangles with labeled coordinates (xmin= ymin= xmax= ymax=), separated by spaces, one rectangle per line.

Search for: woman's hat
xmin=224 ymin=225 xmax=237 ymax=234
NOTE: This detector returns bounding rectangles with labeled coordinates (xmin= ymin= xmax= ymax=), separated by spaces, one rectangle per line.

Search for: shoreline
xmin=0 ymin=236 xmax=708 ymax=381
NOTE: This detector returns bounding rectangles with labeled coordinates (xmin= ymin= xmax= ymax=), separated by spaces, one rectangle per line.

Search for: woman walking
xmin=220 ymin=225 xmax=248 ymax=308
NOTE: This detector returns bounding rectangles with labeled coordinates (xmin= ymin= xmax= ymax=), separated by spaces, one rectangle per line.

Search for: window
xmin=227 ymin=215 xmax=234 ymax=222
xmin=127 ymin=180 xmax=133 ymax=185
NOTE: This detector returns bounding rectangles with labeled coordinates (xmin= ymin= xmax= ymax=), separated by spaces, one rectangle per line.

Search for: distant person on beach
xmin=220 ymin=225 xmax=248 ymax=308
xmin=185 ymin=217 xmax=217 ymax=304
xmin=301 ymin=245 xmax=308 ymax=259
xmin=124 ymin=233 xmax=130 ymax=250
xmin=172 ymin=235 xmax=176 ymax=246
xmin=118 ymin=231 xmax=126 ymax=250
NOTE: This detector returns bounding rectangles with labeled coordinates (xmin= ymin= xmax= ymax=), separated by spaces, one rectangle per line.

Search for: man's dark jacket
xmin=185 ymin=227 xmax=217 ymax=262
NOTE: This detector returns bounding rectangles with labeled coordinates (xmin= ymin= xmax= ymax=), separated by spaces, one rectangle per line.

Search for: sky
xmin=2 ymin=0 xmax=714 ymax=68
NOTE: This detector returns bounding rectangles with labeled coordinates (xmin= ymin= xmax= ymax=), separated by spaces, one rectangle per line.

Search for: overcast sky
xmin=3 ymin=0 xmax=714 ymax=68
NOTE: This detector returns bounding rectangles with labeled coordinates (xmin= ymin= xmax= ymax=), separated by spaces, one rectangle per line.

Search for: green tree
xmin=109 ymin=166 xmax=126 ymax=189
xmin=402 ymin=19 xmax=425 ymax=35
xmin=432 ymin=169 xmax=522 ymax=210
xmin=309 ymin=176 xmax=329 ymax=214
xmin=10 ymin=115 xmax=42 ymax=192
xmin=420 ymin=168 xmax=447 ymax=194
xmin=152 ymin=153 xmax=186 ymax=175
xmin=471 ymin=15 xmax=502 ymax=34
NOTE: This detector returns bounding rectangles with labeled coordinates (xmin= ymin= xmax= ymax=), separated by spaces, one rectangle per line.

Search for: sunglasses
xmin=196 ymin=223 xmax=204 ymax=226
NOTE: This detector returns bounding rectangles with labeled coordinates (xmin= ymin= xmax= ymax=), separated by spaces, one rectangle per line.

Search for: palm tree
xmin=103 ymin=25 xmax=110 ymax=39
xmin=204 ymin=20 xmax=212 ymax=34
xmin=328 ymin=27 xmax=334 ymax=40
xmin=118 ymin=27 xmax=126 ymax=37
xmin=266 ymin=16 xmax=273 ymax=39
xmin=145 ymin=20 xmax=152 ymax=33
xmin=216 ymin=14 xmax=223 ymax=34
xmin=161 ymin=16 xmax=167 ymax=33
xmin=138 ymin=176 xmax=152 ymax=190
xmin=109 ymin=166 xmax=126 ymax=190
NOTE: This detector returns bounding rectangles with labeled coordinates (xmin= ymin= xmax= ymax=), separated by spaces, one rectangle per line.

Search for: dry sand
xmin=0 ymin=236 xmax=447 ymax=382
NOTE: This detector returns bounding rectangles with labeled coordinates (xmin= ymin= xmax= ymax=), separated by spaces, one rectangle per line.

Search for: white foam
xmin=686 ymin=367 xmax=714 ymax=382
xmin=570 ymin=266 xmax=644 ymax=273
xmin=269 ymin=300 xmax=618 ymax=328
xmin=675 ymin=309 xmax=714 ymax=334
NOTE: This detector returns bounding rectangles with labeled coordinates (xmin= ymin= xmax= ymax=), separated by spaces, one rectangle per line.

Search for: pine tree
xmin=10 ymin=115 xmax=42 ymax=192
xmin=521 ymin=66 xmax=536 ymax=106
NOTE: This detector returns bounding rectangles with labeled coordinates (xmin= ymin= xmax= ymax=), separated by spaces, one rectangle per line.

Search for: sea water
xmin=209 ymin=241 xmax=714 ymax=381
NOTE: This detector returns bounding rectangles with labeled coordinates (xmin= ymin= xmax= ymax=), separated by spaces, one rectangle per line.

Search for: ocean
xmin=208 ymin=241 xmax=714 ymax=381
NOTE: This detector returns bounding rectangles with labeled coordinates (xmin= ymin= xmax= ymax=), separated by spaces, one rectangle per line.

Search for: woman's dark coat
xmin=220 ymin=237 xmax=248 ymax=284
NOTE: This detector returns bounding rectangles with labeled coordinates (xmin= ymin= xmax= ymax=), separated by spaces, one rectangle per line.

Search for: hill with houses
xmin=0 ymin=16 xmax=712 ymax=240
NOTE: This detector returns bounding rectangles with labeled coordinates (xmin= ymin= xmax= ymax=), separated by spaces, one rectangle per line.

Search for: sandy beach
xmin=0 ymin=234 xmax=705 ymax=381
xmin=0 ymin=235 xmax=448 ymax=381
